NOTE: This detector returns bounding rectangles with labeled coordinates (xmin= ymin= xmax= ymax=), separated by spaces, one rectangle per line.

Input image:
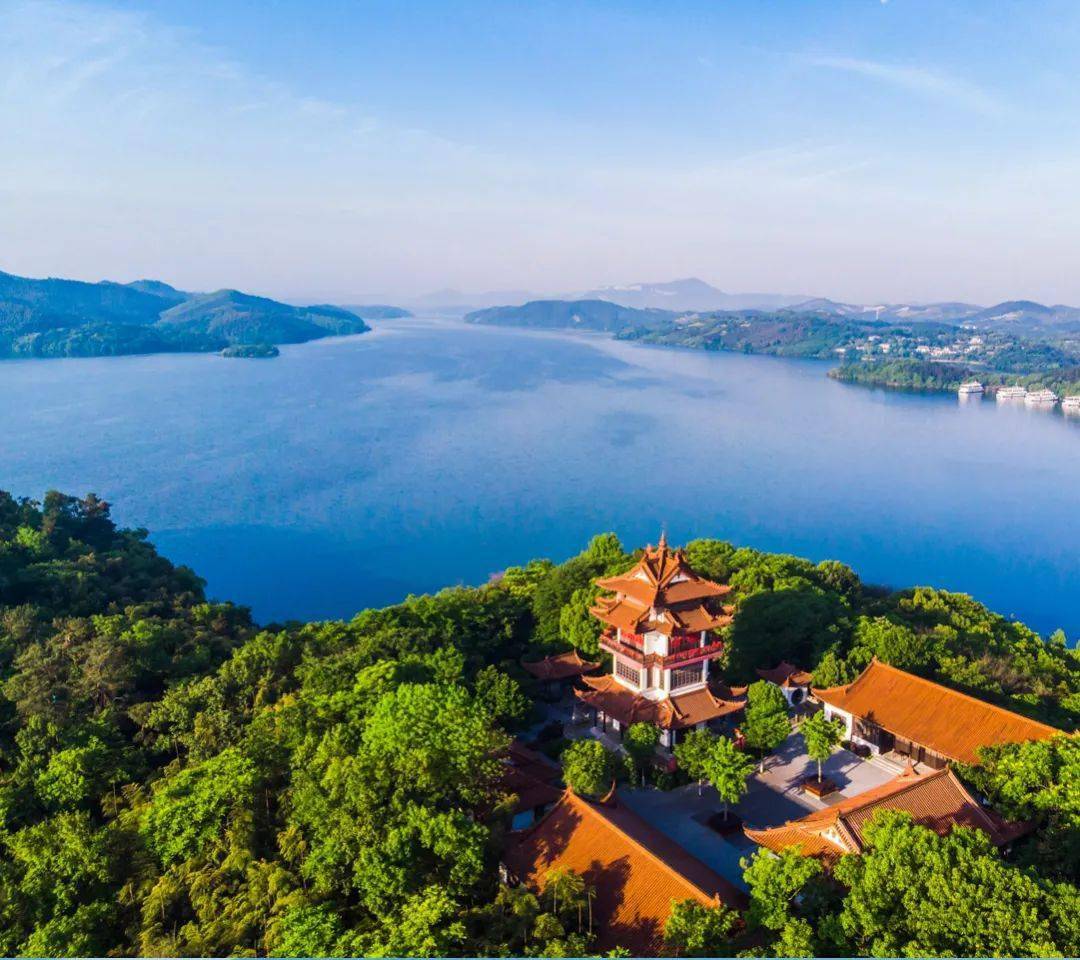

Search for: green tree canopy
xmin=622 ymin=723 xmax=661 ymax=787
xmin=834 ymin=810 xmax=1080 ymax=957
xmin=663 ymin=898 xmax=740 ymax=956
xmin=800 ymin=709 xmax=845 ymax=784
xmin=561 ymin=739 xmax=618 ymax=799
xmin=673 ymin=727 xmax=715 ymax=795
xmin=702 ymin=736 xmax=755 ymax=821
xmin=742 ymin=681 xmax=791 ymax=772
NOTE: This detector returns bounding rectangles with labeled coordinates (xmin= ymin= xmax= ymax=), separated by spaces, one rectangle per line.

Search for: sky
xmin=3 ymin=0 xmax=1080 ymax=305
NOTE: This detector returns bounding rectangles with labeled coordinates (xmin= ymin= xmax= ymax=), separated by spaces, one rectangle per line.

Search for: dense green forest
xmin=0 ymin=490 xmax=1075 ymax=956
xmin=831 ymin=358 xmax=1080 ymax=397
xmin=0 ymin=270 xmax=374 ymax=358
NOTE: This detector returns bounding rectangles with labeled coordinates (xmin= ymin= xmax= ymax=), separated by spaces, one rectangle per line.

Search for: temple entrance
xmin=854 ymin=718 xmax=894 ymax=752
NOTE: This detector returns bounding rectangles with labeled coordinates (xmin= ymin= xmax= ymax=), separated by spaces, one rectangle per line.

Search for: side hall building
xmin=813 ymin=658 xmax=1062 ymax=767
xmin=745 ymin=764 xmax=1029 ymax=865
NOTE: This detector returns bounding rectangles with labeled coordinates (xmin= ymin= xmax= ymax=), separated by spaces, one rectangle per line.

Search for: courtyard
xmin=618 ymin=730 xmax=899 ymax=889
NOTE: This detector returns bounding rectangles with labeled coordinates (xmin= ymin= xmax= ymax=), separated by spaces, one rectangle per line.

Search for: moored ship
xmin=1024 ymin=388 xmax=1059 ymax=407
xmin=995 ymin=385 xmax=1028 ymax=401
xmin=958 ymin=380 xmax=984 ymax=396
xmin=1062 ymin=395 xmax=1080 ymax=414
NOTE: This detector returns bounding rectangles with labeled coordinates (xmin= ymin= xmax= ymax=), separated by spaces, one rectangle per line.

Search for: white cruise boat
xmin=1024 ymin=388 xmax=1059 ymax=407
xmin=957 ymin=380 xmax=984 ymax=396
xmin=995 ymin=385 xmax=1028 ymax=401
xmin=1062 ymin=395 xmax=1080 ymax=413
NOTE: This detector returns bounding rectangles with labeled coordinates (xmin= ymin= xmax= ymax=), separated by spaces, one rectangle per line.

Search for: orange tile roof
xmin=521 ymin=649 xmax=601 ymax=681
xmin=812 ymin=658 xmax=1061 ymax=764
xmin=592 ymin=536 xmax=734 ymax=637
xmin=756 ymin=661 xmax=813 ymax=688
xmin=576 ymin=674 xmax=746 ymax=730
xmin=744 ymin=766 xmax=1028 ymax=864
xmin=505 ymin=789 xmax=745 ymax=955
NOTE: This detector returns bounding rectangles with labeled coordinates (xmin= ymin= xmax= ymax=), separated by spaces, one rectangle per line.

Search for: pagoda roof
xmin=591 ymin=595 xmax=734 ymax=636
xmin=591 ymin=537 xmax=735 ymax=637
xmin=813 ymin=658 xmax=1062 ymax=764
xmin=505 ymin=789 xmax=745 ymax=955
xmin=744 ymin=765 xmax=1028 ymax=864
xmin=576 ymin=674 xmax=746 ymax=730
xmin=521 ymin=649 xmax=601 ymax=681
xmin=596 ymin=534 xmax=732 ymax=606
xmin=756 ymin=661 xmax=813 ymax=688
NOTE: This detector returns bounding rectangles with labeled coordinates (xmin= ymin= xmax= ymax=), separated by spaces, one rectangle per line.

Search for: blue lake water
xmin=1 ymin=318 xmax=1077 ymax=637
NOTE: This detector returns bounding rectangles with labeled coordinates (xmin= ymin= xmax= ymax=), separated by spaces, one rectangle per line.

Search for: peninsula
xmin=0 ymin=488 xmax=1074 ymax=957
xmin=467 ymin=296 xmax=1080 ymax=399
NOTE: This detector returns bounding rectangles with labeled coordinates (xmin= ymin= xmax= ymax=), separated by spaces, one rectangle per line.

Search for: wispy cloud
xmin=809 ymin=56 xmax=1002 ymax=117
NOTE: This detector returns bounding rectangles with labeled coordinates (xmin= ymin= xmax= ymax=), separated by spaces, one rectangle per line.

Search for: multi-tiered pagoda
xmin=576 ymin=535 xmax=746 ymax=749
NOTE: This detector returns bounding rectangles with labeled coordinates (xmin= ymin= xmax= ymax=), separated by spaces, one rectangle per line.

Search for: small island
xmin=220 ymin=342 xmax=280 ymax=359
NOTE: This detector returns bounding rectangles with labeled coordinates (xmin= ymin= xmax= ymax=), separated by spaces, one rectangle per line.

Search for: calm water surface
xmin=1 ymin=318 xmax=1077 ymax=636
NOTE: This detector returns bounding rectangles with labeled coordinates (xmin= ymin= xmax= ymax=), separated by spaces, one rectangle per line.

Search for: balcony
xmin=599 ymin=633 xmax=725 ymax=669
xmin=600 ymin=634 xmax=646 ymax=664
xmin=661 ymin=639 xmax=725 ymax=667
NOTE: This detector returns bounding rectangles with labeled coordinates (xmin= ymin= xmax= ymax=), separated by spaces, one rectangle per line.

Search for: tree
xmin=742 ymin=847 xmax=823 ymax=932
xmin=961 ymin=734 xmax=1080 ymax=881
xmin=800 ymin=709 xmax=844 ymax=784
xmin=834 ymin=810 xmax=1080 ymax=957
xmin=702 ymin=736 xmax=754 ymax=821
xmin=726 ymin=583 xmax=852 ymax=682
xmin=773 ymin=918 xmax=815 ymax=958
xmin=558 ymin=585 xmax=604 ymax=657
xmin=473 ymin=665 xmax=529 ymax=730
xmin=623 ymin=722 xmax=660 ymax=787
xmin=561 ymin=739 xmax=617 ymax=798
xmin=742 ymin=681 xmax=791 ymax=773
xmin=673 ymin=728 xmax=715 ymax=796
xmin=810 ymin=648 xmax=855 ymax=689
xmin=663 ymin=898 xmax=739 ymax=956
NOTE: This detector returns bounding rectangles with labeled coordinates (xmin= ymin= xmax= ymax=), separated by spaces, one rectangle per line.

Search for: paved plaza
xmin=619 ymin=731 xmax=898 ymax=889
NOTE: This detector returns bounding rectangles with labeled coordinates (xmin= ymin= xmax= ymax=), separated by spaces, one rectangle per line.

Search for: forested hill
xmin=0 ymin=270 xmax=388 ymax=358
xmin=466 ymin=296 xmax=1080 ymax=395
xmin=0 ymin=489 xmax=1076 ymax=956
xmin=465 ymin=298 xmax=679 ymax=332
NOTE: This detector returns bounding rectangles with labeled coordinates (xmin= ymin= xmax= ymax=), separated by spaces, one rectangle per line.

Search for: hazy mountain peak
xmin=576 ymin=278 xmax=810 ymax=312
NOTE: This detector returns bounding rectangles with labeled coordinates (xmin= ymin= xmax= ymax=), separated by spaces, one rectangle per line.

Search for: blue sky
xmin=3 ymin=0 xmax=1080 ymax=303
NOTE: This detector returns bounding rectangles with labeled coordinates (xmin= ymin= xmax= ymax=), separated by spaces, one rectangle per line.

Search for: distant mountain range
xmin=574 ymin=277 xmax=810 ymax=312
xmin=401 ymin=277 xmax=810 ymax=314
xmin=788 ymin=297 xmax=1080 ymax=334
xmin=0 ymin=270 xmax=394 ymax=359
xmin=464 ymin=284 xmax=1080 ymax=340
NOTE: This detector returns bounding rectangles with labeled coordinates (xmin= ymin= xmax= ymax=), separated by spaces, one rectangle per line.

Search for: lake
xmin=1 ymin=318 xmax=1077 ymax=637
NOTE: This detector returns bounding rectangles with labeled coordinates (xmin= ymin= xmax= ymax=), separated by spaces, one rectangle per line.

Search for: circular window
xmin=790 ymin=688 xmax=805 ymax=705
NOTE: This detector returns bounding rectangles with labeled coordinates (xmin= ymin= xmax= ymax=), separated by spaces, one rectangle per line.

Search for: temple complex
xmin=813 ymin=658 xmax=1061 ymax=767
xmin=576 ymin=535 xmax=745 ymax=749
xmin=744 ymin=764 xmax=1028 ymax=864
